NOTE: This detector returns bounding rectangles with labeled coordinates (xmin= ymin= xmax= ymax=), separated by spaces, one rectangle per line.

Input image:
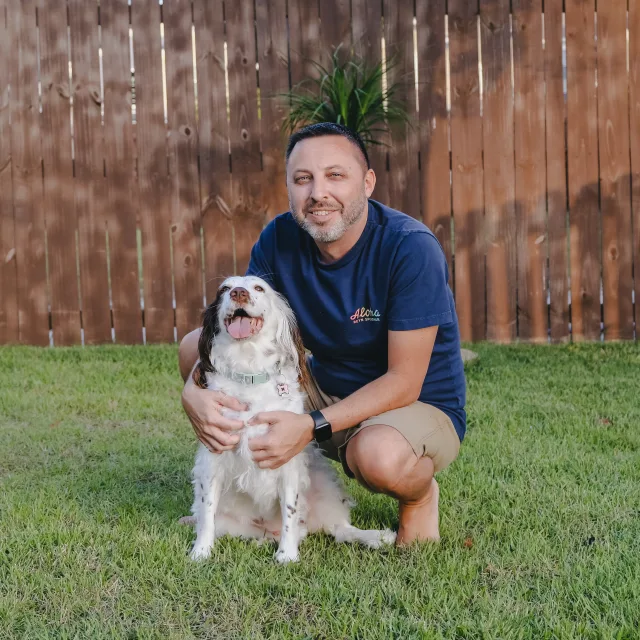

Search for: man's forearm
xmin=315 ymin=370 xmax=421 ymax=433
xmin=179 ymin=328 xmax=201 ymax=382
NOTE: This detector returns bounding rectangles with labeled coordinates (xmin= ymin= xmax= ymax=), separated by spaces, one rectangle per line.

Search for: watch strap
xmin=309 ymin=409 xmax=329 ymax=429
xmin=309 ymin=410 xmax=332 ymax=442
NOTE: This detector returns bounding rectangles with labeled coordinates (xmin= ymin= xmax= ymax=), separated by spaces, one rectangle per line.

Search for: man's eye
xmin=254 ymin=286 xmax=264 ymax=292
xmin=296 ymin=176 xmax=310 ymax=183
xmin=330 ymin=172 xmax=343 ymax=178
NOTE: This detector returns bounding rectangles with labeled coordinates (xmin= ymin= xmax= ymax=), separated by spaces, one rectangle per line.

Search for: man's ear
xmin=364 ymin=167 xmax=376 ymax=198
xmin=193 ymin=292 xmax=222 ymax=388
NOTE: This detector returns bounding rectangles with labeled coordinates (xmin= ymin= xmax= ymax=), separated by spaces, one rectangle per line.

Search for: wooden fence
xmin=0 ymin=0 xmax=638 ymax=345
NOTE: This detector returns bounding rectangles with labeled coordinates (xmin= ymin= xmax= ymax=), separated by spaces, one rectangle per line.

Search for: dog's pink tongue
xmin=227 ymin=317 xmax=252 ymax=339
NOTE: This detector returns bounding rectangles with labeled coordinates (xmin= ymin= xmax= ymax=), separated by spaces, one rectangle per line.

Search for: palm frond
xmin=277 ymin=46 xmax=412 ymax=145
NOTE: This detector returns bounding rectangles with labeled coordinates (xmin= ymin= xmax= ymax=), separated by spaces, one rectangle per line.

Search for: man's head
xmin=285 ymin=123 xmax=376 ymax=244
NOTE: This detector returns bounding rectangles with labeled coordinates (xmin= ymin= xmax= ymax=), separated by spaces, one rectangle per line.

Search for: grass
xmin=0 ymin=342 xmax=639 ymax=639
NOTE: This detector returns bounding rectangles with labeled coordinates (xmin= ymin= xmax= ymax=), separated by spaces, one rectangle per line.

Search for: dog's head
xmin=193 ymin=276 xmax=310 ymax=389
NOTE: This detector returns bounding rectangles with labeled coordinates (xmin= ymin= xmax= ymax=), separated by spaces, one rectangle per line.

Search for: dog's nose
xmin=229 ymin=287 xmax=250 ymax=303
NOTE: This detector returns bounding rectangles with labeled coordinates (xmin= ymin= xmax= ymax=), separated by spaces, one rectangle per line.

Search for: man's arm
xmin=247 ymin=326 xmax=438 ymax=468
xmin=179 ymin=329 xmax=250 ymax=452
xmin=317 ymin=325 xmax=438 ymax=432
xmin=179 ymin=328 xmax=201 ymax=381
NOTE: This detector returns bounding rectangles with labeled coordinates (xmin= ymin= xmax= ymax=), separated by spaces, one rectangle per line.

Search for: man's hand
xmin=181 ymin=374 xmax=248 ymax=453
xmin=247 ymin=411 xmax=315 ymax=469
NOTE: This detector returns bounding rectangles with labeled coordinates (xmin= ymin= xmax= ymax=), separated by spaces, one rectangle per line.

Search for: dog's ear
xmin=193 ymin=290 xmax=223 ymax=389
xmin=291 ymin=324 xmax=312 ymax=389
xmin=272 ymin=291 xmax=311 ymax=389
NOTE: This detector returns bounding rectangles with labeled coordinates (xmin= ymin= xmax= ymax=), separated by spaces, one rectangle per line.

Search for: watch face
xmin=314 ymin=422 xmax=332 ymax=443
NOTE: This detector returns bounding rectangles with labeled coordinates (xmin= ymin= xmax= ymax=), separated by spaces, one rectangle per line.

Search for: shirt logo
xmin=350 ymin=307 xmax=381 ymax=323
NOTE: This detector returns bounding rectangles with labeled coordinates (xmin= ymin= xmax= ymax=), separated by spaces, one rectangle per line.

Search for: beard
xmin=290 ymin=190 xmax=368 ymax=243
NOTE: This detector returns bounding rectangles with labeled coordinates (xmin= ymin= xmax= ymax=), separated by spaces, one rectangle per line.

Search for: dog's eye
xmin=254 ymin=285 xmax=264 ymax=292
xmin=218 ymin=286 xmax=230 ymax=294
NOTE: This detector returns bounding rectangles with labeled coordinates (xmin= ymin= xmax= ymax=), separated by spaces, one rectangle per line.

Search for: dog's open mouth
xmin=224 ymin=308 xmax=264 ymax=340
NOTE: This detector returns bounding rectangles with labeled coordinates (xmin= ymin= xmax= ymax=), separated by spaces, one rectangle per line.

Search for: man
xmin=179 ymin=123 xmax=466 ymax=544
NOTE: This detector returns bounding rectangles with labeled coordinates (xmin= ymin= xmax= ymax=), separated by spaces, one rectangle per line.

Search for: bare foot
xmin=396 ymin=477 xmax=440 ymax=545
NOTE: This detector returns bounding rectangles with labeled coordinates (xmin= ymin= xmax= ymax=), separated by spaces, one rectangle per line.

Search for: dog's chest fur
xmin=202 ymin=370 xmax=308 ymax=515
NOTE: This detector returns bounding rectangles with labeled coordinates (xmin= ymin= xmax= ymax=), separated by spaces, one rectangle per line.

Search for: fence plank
xmin=631 ymin=1 xmax=640 ymax=336
xmin=226 ymin=0 xmax=264 ymax=276
xmin=449 ymin=0 xmax=485 ymax=341
xmin=288 ymin=0 xmax=320 ymax=87
xmin=416 ymin=0 xmax=451 ymax=265
xmin=101 ymin=0 xmax=142 ymax=344
xmin=9 ymin=0 xmax=48 ymax=345
xmin=163 ymin=0 xmax=203 ymax=340
xmin=0 ymin=1 xmax=18 ymax=343
xmin=512 ymin=0 xmax=547 ymax=342
xmin=480 ymin=0 xmax=516 ymax=343
xmin=131 ymin=1 xmax=174 ymax=342
xmin=193 ymin=0 xmax=232 ymax=302
xmin=318 ymin=0 xmax=351 ymax=63
xmin=68 ymin=0 xmax=112 ymax=344
xmin=351 ymin=0 xmax=388 ymax=205
xmin=565 ymin=0 xmax=600 ymax=341
xmin=255 ymin=0 xmax=289 ymax=222
xmin=544 ymin=0 xmax=569 ymax=342
xmin=384 ymin=0 xmax=421 ymax=220
xmin=39 ymin=0 xmax=81 ymax=345
xmin=597 ymin=3 xmax=634 ymax=340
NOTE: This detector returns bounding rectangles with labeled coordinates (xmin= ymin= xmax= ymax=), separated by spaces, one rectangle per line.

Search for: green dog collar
xmin=218 ymin=367 xmax=270 ymax=385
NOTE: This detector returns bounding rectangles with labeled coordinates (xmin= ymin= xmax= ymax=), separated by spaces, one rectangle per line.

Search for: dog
xmin=188 ymin=275 xmax=395 ymax=563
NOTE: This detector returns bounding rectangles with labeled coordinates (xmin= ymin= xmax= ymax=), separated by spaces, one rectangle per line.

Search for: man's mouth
xmin=224 ymin=308 xmax=264 ymax=340
xmin=307 ymin=209 xmax=340 ymax=219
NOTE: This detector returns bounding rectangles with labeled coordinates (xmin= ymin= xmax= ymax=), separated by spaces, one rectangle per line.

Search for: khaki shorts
xmin=303 ymin=365 xmax=461 ymax=478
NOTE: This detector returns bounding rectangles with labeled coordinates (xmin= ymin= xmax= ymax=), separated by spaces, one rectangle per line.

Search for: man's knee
xmin=179 ymin=328 xmax=201 ymax=381
xmin=345 ymin=424 xmax=419 ymax=495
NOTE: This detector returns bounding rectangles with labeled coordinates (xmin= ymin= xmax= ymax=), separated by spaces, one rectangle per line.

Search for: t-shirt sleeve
xmin=245 ymin=223 xmax=276 ymax=289
xmin=387 ymin=232 xmax=453 ymax=331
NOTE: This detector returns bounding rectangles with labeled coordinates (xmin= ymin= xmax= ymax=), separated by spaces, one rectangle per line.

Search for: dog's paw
xmin=189 ymin=543 xmax=213 ymax=561
xmin=361 ymin=529 xmax=397 ymax=549
xmin=380 ymin=529 xmax=397 ymax=546
xmin=274 ymin=548 xmax=299 ymax=564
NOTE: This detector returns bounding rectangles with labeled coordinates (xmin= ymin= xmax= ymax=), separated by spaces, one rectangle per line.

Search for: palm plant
xmin=279 ymin=47 xmax=411 ymax=147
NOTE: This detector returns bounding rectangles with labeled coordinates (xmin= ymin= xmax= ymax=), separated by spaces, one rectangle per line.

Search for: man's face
xmin=286 ymin=136 xmax=376 ymax=243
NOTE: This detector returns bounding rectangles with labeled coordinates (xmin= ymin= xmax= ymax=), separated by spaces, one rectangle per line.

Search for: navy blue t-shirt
xmin=246 ymin=199 xmax=466 ymax=440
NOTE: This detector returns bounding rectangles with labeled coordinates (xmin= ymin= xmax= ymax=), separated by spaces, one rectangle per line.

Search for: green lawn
xmin=0 ymin=343 xmax=639 ymax=639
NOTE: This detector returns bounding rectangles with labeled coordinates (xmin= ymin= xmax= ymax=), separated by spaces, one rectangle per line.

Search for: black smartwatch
xmin=309 ymin=410 xmax=332 ymax=443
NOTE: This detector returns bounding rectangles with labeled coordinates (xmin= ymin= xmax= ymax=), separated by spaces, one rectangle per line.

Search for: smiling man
xmin=179 ymin=123 xmax=466 ymax=544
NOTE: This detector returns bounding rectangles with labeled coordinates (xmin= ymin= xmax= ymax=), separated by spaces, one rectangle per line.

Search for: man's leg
xmin=345 ymin=424 xmax=440 ymax=544
xmin=179 ymin=328 xmax=202 ymax=382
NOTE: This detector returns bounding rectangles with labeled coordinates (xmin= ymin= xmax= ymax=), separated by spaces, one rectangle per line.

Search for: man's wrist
xmin=301 ymin=413 xmax=315 ymax=443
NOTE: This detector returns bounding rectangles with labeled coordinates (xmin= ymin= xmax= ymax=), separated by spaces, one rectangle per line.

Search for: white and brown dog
xmin=188 ymin=275 xmax=395 ymax=563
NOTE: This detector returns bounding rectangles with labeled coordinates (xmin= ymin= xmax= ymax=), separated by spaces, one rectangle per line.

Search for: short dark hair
xmin=285 ymin=122 xmax=371 ymax=170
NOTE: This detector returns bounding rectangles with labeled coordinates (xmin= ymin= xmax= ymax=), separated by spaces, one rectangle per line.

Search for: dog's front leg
xmin=275 ymin=472 xmax=302 ymax=564
xmin=190 ymin=474 xmax=222 ymax=561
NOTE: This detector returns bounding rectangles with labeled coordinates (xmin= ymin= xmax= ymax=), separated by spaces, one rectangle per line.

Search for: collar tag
xmin=277 ymin=382 xmax=290 ymax=397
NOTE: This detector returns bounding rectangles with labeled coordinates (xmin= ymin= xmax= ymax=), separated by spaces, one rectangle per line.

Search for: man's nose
xmin=230 ymin=287 xmax=250 ymax=303
xmin=310 ymin=176 xmax=330 ymax=201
